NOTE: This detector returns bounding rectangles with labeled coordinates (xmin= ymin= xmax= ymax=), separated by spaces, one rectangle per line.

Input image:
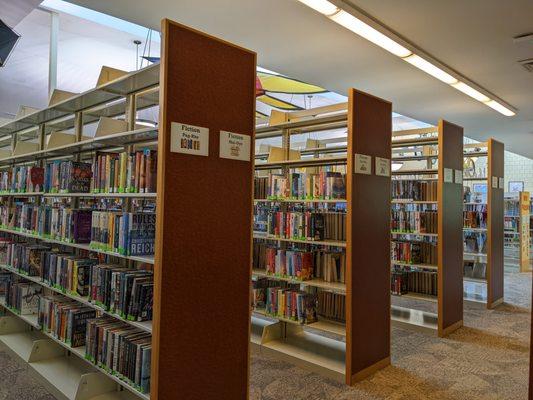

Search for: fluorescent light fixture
xmin=297 ymin=0 xmax=339 ymax=16
xmin=450 ymin=82 xmax=490 ymax=102
xmin=403 ymin=55 xmax=458 ymax=84
xmin=484 ymin=100 xmax=516 ymax=117
xmin=329 ymin=10 xmax=412 ymax=58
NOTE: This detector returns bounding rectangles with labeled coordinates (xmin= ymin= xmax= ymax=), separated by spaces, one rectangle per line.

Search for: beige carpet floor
xmin=0 ymin=272 xmax=530 ymax=399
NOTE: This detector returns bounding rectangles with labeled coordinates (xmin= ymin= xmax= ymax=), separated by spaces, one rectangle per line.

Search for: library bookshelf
xmin=390 ymin=121 xmax=464 ymax=337
xmin=251 ymin=90 xmax=391 ymax=384
xmin=462 ymin=139 xmax=505 ymax=307
xmin=0 ymin=19 xmax=256 ymax=400
xmin=504 ymin=192 xmax=532 ymax=272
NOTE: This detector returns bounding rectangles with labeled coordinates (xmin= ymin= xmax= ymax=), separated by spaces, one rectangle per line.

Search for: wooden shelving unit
xmin=251 ymin=90 xmax=392 ymax=384
xmin=0 ymin=18 xmax=256 ymax=400
xmin=462 ymin=139 xmax=505 ymax=307
xmin=504 ymin=191 xmax=531 ymax=272
xmin=391 ymin=121 xmax=464 ymax=337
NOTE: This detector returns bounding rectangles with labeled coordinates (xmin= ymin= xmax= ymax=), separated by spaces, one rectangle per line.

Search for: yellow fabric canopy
xmin=258 ymin=72 xmax=328 ymax=94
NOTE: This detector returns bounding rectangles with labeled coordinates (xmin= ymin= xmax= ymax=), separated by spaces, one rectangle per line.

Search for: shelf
xmin=391 ymin=231 xmax=438 ymax=238
xmin=463 ymin=202 xmax=487 ymax=206
xmin=43 ymin=192 xmax=157 ymax=199
xmin=391 ymin=199 xmax=438 ymax=205
xmin=464 ymin=252 xmax=487 ymax=258
xmin=391 ymin=137 xmax=438 ymax=148
xmin=254 ymin=198 xmax=346 ymax=204
xmin=0 ymin=264 xmax=152 ymax=333
xmin=463 ymin=177 xmax=488 ymax=181
xmin=392 ymin=169 xmax=438 ymax=176
xmin=391 ymin=261 xmax=438 ymax=270
xmin=463 ymin=276 xmax=487 ymax=283
xmin=253 ymin=232 xmax=346 ymax=248
xmin=0 ymin=192 xmax=44 ymax=197
xmin=392 ymin=292 xmax=438 ymax=303
xmin=0 ymin=64 xmax=160 ymax=137
xmin=0 ymin=330 xmax=44 ymax=361
xmin=255 ymin=156 xmax=347 ymax=170
xmin=391 ymin=305 xmax=438 ymax=335
xmin=307 ymin=319 xmax=346 ymax=336
xmin=252 ymin=269 xmax=346 ymax=293
xmin=0 ymin=227 xmax=154 ymax=264
xmin=463 ymin=227 xmax=487 ymax=232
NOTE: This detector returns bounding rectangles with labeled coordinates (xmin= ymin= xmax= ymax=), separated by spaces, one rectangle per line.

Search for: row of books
xmin=258 ymin=209 xmax=346 ymax=241
xmin=1 ymin=243 xmax=154 ymax=322
xmin=391 ymin=269 xmax=438 ymax=296
xmin=316 ymin=291 xmax=345 ymax=323
xmin=91 ymin=211 xmax=156 ymax=256
xmin=45 ymin=161 xmax=92 ymax=193
xmin=254 ymin=242 xmax=346 ymax=283
xmin=38 ymin=295 xmax=96 ymax=347
xmin=254 ymin=171 xmax=346 ymax=200
xmin=0 ymin=205 xmax=156 ymax=256
xmin=392 ymin=180 xmax=438 ymax=202
xmin=91 ymin=150 xmax=157 ymax=194
xmin=391 ymin=209 xmax=438 ymax=234
xmin=391 ymin=240 xmax=437 ymax=265
xmin=5 ymin=279 xmax=41 ymax=315
xmin=0 ymin=166 xmax=44 ymax=193
xmin=86 ymin=317 xmax=151 ymax=393
xmin=463 ymin=210 xmax=487 ymax=229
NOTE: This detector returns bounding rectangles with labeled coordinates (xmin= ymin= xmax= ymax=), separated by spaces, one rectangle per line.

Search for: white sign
xmin=492 ymin=176 xmax=498 ymax=189
xmin=444 ymin=168 xmax=453 ymax=183
xmin=170 ymin=122 xmax=209 ymax=156
xmin=499 ymin=177 xmax=505 ymax=190
xmin=454 ymin=169 xmax=463 ymax=185
xmin=354 ymin=153 xmax=372 ymax=175
xmin=375 ymin=157 xmax=390 ymax=177
xmin=219 ymin=131 xmax=251 ymax=161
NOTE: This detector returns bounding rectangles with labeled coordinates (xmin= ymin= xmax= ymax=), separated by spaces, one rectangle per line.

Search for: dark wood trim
xmin=151 ymin=18 xmax=256 ymax=400
xmin=346 ymin=88 xmax=391 ymax=384
xmin=437 ymin=120 xmax=464 ymax=337
xmin=487 ymin=139 xmax=504 ymax=308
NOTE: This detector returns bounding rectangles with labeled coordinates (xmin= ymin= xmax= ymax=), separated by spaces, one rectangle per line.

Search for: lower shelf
xmin=251 ymin=317 xmax=346 ymax=382
xmin=463 ymin=280 xmax=488 ymax=304
xmin=391 ymin=305 xmax=438 ymax=335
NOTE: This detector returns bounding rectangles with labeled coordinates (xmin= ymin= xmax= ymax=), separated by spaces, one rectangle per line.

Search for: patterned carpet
xmin=0 ymin=273 xmax=530 ymax=400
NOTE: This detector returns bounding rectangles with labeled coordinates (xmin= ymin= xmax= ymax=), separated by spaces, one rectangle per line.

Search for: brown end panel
xmin=151 ymin=19 xmax=256 ymax=400
xmin=530 ymin=275 xmax=533 ymax=400
xmin=346 ymin=89 xmax=391 ymax=383
xmin=437 ymin=120 xmax=464 ymax=337
xmin=487 ymin=139 xmax=504 ymax=308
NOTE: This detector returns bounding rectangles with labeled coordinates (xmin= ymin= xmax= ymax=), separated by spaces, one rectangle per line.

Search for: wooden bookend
xmin=13 ymin=141 xmax=39 ymax=156
xmin=437 ymin=120 xmax=464 ymax=336
xmin=519 ymin=191 xmax=531 ymax=273
xmin=345 ymin=89 xmax=391 ymax=384
xmin=94 ymin=117 xmax=128 ymax=138
xmin=151 ymin=19 xmax=256 ymax=400
xmin=48 ymin=89 xmax=78 ymax=107
xmin=96 ymin=66 xmax=129 ymax=87
xmin=487 ymin=139 xmax=505 ymax=307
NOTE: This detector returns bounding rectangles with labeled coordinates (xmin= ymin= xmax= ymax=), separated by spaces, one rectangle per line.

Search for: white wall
xmin=504 ymin=151 xmax=533 ymax=194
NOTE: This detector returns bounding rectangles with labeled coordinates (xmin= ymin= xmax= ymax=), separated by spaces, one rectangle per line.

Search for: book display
xmin=252 ymin=90 xmax=392 ymax=384
xmin=462 ymin=139 xmax=505 ymax=307
xmin=504 ymin=192 xmax=532 ymax=272
xmin=390 ymin=122 xmax=464 ymax=337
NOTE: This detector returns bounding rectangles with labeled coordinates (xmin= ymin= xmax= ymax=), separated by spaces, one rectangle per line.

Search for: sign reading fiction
xmin=375 ymin=157 xmax=390 ymax=177
xmin=354 ymin=153 xmax=371 ymax=175
xmin=219 ymin=131 xmax=251 ymax=161
xmin=170 ymin=122 xmax=209 ymax=156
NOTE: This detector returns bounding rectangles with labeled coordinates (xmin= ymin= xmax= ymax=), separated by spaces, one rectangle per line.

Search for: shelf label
xmin=444 ymin=168 xmax=453 ymax=183
xmin=499 ymin=177 xmax=505 ymax=190
xmin=492 ymin=176 xmax=498 ymax=189
xmin=219 ymin=131 xmax=251 ymax=161
xmin=375 ymin=157 xmax=390 ymax=177
xmin=170 ymin=122 xmax=209 ymax=156
xmin=454 ymin=169 xmax=463 ymax=185
xmin=354 ymin=153 xmax=371 ymax=175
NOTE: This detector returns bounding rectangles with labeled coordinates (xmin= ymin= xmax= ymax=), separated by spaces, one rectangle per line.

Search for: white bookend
xmin=96 ymin=66 xmax=129 ymax=87
xmin=46 ymin=131 xmax=91 ymax=149
xmin=94 ymin=116 xmax=128 ymax=138
xmin=13 ymin=141 xmax=39 ymax=155
xmin=48 ymin=89 xmax=78 ymax=107
xmin=267 ymin=146 xmax=300 ymax=163
xmin=0 ymin=148 xmax=12 ymax=159
xmin=15 ymin=105 xmax=39 ymax=119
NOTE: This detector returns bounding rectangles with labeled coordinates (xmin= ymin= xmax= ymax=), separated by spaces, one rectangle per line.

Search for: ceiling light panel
xmin=402 ymin=55 xmax=458 ymax=84
xmin=451 ymin=82 xmax=490 ymax=102
xmin=297 ymin=0 xmax=339 ymax=15
xmin=484 ymin=100 xmax=516 ymax=117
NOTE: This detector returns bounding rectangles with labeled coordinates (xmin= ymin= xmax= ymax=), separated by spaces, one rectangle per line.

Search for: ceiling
xmin=63 ymin=0 xmax=533 ymax=157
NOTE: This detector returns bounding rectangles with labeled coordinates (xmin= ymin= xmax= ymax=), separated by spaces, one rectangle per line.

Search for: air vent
xmin=518 ymin=58 xmax=533 ymax=73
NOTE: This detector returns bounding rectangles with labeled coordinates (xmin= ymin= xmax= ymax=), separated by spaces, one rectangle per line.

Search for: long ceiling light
xmin=296 ymin=0 xmax=516 ymax=117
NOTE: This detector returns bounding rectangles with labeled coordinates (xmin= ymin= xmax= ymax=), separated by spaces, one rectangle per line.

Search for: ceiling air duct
xmin=0 ymin=19 xmax=20 ymax=67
